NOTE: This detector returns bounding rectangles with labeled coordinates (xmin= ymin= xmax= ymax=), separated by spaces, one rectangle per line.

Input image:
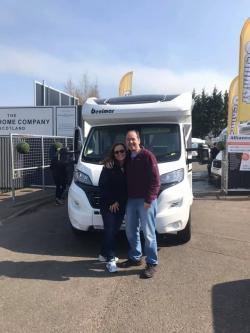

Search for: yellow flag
xmin=227 ymin=76 xmax=238 ymax=135
xmin=119 ymin=71 xmax=133 ymax=96
xmin=237 ymin=17 xmax=250 ymax=122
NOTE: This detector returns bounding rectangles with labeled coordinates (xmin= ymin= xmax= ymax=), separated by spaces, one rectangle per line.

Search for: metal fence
xmin=0 ymin=134 xmax=73 ymax=199
xmin=0 ymin=136 xmax=13 ymax=192
xmin=221 ymin=148 xmax=228 ymax=193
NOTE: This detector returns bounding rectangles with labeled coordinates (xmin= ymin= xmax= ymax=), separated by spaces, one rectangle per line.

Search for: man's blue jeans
xmin=125 ymin=198 xmax=158 ymax=265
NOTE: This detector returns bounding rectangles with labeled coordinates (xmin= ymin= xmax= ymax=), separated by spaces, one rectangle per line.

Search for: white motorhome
xmin=68 ymin=93 xmax=194 ymax=243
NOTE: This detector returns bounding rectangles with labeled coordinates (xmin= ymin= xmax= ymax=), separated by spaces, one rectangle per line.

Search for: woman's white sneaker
xmin=106 ymin=260 xmax=118 ymax=273
xmin=98 ymin=255 xmax=119 ymax=263
xmin=98 ymin=254 xmax=107 ymax=262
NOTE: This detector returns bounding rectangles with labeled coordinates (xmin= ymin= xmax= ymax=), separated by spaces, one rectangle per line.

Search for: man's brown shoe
xmin=140 ymin=263 xmax=157 ymax=279
xmin=118 ymin=258 xmax=143 ymax=268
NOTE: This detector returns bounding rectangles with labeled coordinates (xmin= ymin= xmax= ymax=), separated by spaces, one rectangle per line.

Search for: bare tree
xmin=64 ymin=74 xmax=100 ymax=105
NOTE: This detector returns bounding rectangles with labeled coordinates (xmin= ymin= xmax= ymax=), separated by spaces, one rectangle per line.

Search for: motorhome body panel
xmin=82 ymin=93 xmax=192 ymax=126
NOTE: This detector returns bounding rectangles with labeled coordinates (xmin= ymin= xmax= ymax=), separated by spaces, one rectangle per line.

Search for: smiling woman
xmin=98 ymin=142 xmax=127 ymax=273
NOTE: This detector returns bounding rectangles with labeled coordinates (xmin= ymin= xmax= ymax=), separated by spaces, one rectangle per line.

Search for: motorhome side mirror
xmin=186 ymin=147 xmax=198 ymax=164
xmin=186 ymin=147 xmax=197 ymax=152
xmin=186 ymin=158 xmax=195 ymax=164
xmin=198 ymin=144 xmax=210 ymax=164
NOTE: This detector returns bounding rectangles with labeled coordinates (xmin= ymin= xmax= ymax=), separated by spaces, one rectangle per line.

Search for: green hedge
xmin=16 ymin=142 xmax=30 ymax=154
xmin=53 ymin=142 xmax=63 ymax=151
xmin=217 ymin=141 xmax=225 ymax=151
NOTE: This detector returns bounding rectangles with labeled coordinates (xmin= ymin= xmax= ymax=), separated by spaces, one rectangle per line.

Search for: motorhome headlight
xmin=160 ymin=168 xmax=184 ymax=188
xmin=74 ymin=169 xmax=92 ymax=185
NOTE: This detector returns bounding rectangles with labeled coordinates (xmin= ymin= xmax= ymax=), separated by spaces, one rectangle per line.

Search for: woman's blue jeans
xmin=125 ymin=198 xmax=158 ymax=265
xmin=100 ymin=210 xmax=124 ymax=261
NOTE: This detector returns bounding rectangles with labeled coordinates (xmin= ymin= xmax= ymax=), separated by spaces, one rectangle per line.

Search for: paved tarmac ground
xmin=0 ymin=188 xmax=54 ymax=224
xmin=0 ymin=164 xmax=250 ymax=333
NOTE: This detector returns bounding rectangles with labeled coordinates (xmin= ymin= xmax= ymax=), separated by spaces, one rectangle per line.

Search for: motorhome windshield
xmin=82 ymin=124 xmax=181 ymax=164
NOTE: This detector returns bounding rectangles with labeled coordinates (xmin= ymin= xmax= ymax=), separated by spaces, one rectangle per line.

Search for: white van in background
xmin=211 ymin=150 xmax=222 ymax=184
xmin=68 ymin=93 xmax=194 ymax=243
xmin=192 ymin=138 xmax=205 ymax=160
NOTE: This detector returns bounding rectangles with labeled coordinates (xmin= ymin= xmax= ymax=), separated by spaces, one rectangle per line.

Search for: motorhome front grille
xmin=75 ymin=182 xmax=101 ymax=208
xmin=76 ymin=182 xmax=180 ymax=208
xmin=213 ymin=160 xmax=221 ymax=168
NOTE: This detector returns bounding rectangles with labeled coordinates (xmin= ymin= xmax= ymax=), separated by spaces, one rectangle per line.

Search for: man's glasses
xmin=114 ymin=149 xmax=125 ymax=155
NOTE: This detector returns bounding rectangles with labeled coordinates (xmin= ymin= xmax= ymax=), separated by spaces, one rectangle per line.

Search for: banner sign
xmin=227 ymin=76 xmax=238 ymax=135
xmin=119 ymin=71 xmax=133 ymax=96
xmin=237 ymin=18 xmax=250 ymax=124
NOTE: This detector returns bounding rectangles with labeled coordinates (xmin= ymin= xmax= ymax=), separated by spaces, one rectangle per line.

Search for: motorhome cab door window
xmin=82 ymin=124 xmax=181 ymax=164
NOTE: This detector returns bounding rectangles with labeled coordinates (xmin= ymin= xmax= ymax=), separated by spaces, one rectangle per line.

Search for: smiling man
xmin=119 ymin=129 xmax=160 ymax=278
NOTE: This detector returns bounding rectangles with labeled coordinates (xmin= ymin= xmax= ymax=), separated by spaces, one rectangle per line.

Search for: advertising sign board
xmin=0 ymin=106 xmax=77 ymax=136
xmin=0 ymin=107 xmax=53 ymax=135
xmin=56 ymin=107 xmax=76 ymax=136
xmin=227 ymin=134 xmax=250 ymax=189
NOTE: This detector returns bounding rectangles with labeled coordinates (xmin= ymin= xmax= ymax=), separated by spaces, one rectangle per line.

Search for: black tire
xmin=71 ymin=224 xmax=86 ymax=237
xmin=156 ymin=233 xmax=167 ymax=243
xmin=177 ymin=212 xmax=191 ymax=244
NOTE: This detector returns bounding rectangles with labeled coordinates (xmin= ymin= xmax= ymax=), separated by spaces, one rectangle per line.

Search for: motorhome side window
xmin=82 ymin=124 xmax=181 ymax=164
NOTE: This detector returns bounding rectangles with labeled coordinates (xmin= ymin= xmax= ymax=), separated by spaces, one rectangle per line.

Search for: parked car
xmin=191 ymin=143 xmax=198 ymax=159
xmin=210 ymin=151 xmax=222 ymax=185
xmin=198 ymin=143 xmax=210 ymax=164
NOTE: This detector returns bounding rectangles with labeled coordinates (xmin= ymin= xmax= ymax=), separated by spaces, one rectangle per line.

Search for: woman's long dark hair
xmin=100 ymin=142 xmax=127 ymax=165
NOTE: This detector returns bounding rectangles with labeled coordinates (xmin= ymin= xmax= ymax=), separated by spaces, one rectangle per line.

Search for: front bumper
xmin=68 ymin=179 xmax=192 ymax=234
xmin=156 ymin=180 xmax=192 ymax=234
xmin=68 ymin=182 xmax=100 ymax=231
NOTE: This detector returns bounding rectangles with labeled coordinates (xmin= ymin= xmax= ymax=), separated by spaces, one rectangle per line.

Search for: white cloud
xmin=133 ymin=67 xmax=232 ymax=95
xmin=0 ymin=44 xmax=232 ymax=97
xmin=0 ymin=45 xmax=73 ymax=81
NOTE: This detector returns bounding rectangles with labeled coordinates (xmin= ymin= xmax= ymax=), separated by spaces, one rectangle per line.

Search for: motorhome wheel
xmin=177 ymin=212 xmax=191 ymax=244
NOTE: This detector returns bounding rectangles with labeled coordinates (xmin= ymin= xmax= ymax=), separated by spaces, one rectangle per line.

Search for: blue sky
xmin=0 ymin=0 xmax=249 ymax=106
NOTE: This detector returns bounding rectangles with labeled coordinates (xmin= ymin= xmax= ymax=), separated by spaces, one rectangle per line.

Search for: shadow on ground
xmin=0 ymin=203 xmax=186 ymax=281
xmin=0 ymin=205 xmax=125 ymax=258
xmin=0 ymin=259 xmax=143 ymax=281
xmin=212 ymin=279 xmax=250 ymax=333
